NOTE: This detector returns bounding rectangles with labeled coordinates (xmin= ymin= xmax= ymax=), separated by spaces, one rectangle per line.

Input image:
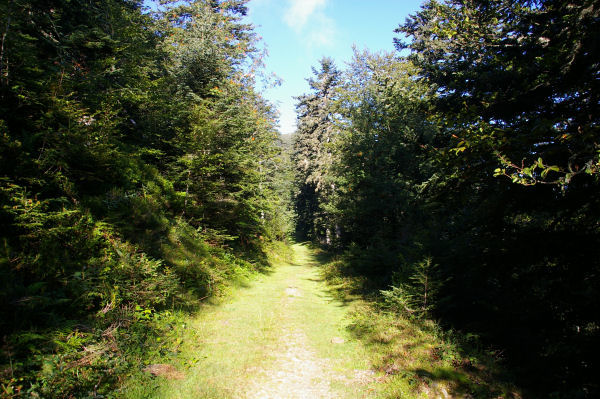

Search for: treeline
xmin=0 ymin=0 xmax=292 ymax=396
xmin=293 ymin=0 xmax=599 ymax=397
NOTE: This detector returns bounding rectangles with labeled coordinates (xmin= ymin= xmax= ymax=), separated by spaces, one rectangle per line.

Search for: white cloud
xmin=307 ymin=14 xmax=335 ymax=47
xmin=283 ymin=0 xmax=327 ymax=31
xmin=282 ymin=0 xmax=337 ymax=49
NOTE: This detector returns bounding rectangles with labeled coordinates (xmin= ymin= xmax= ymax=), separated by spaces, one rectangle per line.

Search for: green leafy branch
xmin=493 ymin=150 xmax=600 ymax=187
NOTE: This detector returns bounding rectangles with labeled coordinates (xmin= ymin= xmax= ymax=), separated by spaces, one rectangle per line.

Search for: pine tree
xmin=292 ymin=57 xmax=340 ymax=242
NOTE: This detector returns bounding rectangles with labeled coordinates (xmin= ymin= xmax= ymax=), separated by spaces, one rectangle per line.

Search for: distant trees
xmin=292 ymin=1 xmax=600 ymax=396
xmin=292 ymin=57 xmax=340 ymax=242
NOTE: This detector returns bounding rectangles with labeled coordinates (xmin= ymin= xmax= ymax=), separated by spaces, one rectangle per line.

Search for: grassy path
xmin=131 ymin=244 xmax=377 ymax=398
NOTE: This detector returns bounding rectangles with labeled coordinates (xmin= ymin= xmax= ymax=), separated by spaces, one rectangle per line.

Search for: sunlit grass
xmin=320 ymin=251 xmax=522 ymax=399
xmin=120 ymin=243 xmax=520 ymax=399
xmin=120 ymin=244 xmax=376 ymax=398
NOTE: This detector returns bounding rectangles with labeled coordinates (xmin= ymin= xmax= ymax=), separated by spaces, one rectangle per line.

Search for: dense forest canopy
xmin=0 ymin=0 xmax=294 ymax=396
xmin=293 ymin=0 xmax=599 ymax=397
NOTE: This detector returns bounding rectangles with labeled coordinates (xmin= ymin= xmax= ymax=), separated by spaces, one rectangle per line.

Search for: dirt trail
xmin=147 ymin=244 xmax=375 ymax=399
xmin=243 ymin=331 xmax=337 ymax=399
xmin=242 ymin=244 xmax=371 ymax=399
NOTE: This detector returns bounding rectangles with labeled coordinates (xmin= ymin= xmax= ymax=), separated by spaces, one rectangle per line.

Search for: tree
xmin=396 ymin=0 xmax=600 ymax=187
xmin=396 ymin=1 xmax=600 ymax=395
xmin=292 ymin=57 xmax=340 ymax=242
xmin=0 ymin=1 xmax=290 ymax=395
xmin=331 ymin=49 xmax=438 ymax=252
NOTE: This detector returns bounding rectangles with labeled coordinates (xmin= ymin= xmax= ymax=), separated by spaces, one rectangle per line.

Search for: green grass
xmin=119 ymin=244 xmax=376 ymax=398
xmin=320 ymin=250 xmax=523 ymax=399
xmin=119 ymin=244 xmax=521 ymax=399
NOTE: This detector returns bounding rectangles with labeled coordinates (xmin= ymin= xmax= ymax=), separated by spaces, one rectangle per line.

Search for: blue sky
xmin=244 ymin=0 xmax=425 ymax=134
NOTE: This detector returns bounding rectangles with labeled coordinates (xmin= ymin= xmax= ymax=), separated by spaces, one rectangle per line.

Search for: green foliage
xmin=291 ymin=1 xmax=600 ymax=397
xmin=382 ymin=257 xmax=441 ymax=319
xmin=396 ymin=0 xmax=600 ymax=188
xmin=321 ymin=254 xmax=520 ymax=399
xmin=393 ymin=1 xmax=600 ymax=396
xmin=331 ymin=50 xmax=437 ymax=250
xmin=0 ymin=0 xmax=292 ymax=396
xmin=292 ymin=57 xmax=341 ymax=243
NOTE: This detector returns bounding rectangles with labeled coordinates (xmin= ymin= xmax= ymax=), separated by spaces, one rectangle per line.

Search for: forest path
xmin=144 ymin=244 xmax=376 ymax=399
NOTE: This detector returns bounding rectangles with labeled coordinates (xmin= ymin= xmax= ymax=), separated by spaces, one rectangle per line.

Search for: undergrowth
xmin=0 ymin=214 xmax=286 ymax=398
xmin=319 ymin=249 xmax=522 ymax=399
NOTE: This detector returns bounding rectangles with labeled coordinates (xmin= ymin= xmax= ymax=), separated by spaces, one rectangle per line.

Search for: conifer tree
xmin=292 ymin=57 xmax=340 ymax=242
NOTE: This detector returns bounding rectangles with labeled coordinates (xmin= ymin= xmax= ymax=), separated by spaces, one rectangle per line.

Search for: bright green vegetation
xmin=292 ymin=1 xmax=599 ymax=397
xmin=120 ymin=244 xmax=518 ymax=399
xmin=121 ymin=244 xmax=373 ymax=399
xmin=116 ymin=244 xmax=520 ymax=399
xmin=321 ymin=251 xmax=520 ymax=399
xmin=0 ymin=1 xmax=293 ymax=396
